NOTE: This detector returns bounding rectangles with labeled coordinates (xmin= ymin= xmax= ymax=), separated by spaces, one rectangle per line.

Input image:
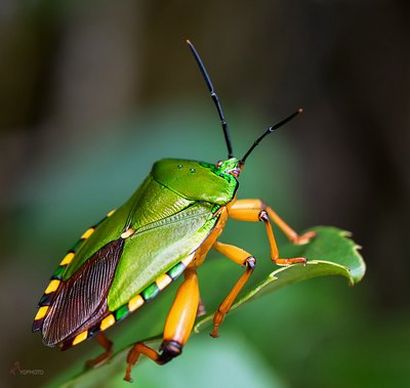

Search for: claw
xmin=123 ymin=368 xmax=133 ymax=383
xmin=210 ymin=327 xmax=220 ymax=338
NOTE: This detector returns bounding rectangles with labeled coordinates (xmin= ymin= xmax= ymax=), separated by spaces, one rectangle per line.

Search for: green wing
xmin=34 ymin=174 xmax=219 ymax=348
xmin=108 ymin=201 xmax=218 ymax=310
xmin=63 ymin=176 xmax=193 ymax=279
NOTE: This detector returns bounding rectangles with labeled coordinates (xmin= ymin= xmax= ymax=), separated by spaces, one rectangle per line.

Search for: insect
xmin=33 ymin=40 xmax=316 ymax=382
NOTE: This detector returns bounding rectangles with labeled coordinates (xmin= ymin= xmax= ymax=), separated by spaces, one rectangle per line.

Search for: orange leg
xmin=85 ymin=332 xmax=113 ymax=368
xmin=211 ymin=241 xmax=256 ymax=338
xmin=124 ymin=268 xmax=200 ymax=382
xmin=228 ymin=199 xmax=316 ymax=265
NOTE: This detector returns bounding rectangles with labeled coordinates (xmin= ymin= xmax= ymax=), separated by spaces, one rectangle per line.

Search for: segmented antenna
xmin=186 ymin=40 xmax=234 ymax=158
xmin=240 ymin=109 xmax=303 ymax=164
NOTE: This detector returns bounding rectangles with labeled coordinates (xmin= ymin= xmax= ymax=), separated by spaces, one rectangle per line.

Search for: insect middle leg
xmin=211 ymin=241 xmax=256 ymax=338
xmin=124 ymin=268 xmax=200 ymax=382
xmin=228 ymin=199 xmax=316 ymax=265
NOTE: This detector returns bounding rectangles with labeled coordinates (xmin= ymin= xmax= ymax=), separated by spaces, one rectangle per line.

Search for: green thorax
xmin=152 ymin=158 xmax=239 ymax=205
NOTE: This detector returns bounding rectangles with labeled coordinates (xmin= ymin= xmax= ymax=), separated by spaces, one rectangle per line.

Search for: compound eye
xmin=216 ymin=160 xmax=223 ymax=168
xmin=229 ymin=168 xmax=241 ymax=177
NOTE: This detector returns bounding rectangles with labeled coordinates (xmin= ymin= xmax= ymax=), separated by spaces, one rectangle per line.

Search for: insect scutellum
xmin=187 ymin=40 xmax=303 ymax=175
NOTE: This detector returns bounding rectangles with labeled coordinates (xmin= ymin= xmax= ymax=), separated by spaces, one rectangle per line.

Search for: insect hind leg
xmin=85 ymin=332 xmax=113 ymax=368
xmin=124 ymin=340 xmax=182 ymax=382
xmin=124 ymin=268 xmax=199 ymax=382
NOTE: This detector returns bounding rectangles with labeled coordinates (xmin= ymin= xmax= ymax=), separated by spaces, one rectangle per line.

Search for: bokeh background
xmin=1 ymin=1 xmax=409 ymax=387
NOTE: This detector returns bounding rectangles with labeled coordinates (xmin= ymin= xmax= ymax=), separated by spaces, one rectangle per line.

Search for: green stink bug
xmin=33 ymin=40 xmax=315 ymax=382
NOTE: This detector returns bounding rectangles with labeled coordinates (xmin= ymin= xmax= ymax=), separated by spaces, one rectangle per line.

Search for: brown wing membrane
xmin=41 ymin=239 xmax=124 ymax=346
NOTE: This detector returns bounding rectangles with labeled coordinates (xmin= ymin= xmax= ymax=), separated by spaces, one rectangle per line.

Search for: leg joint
xmin=245 ymin=256 xmax=256 ymax=269
xmin=159 ymin=340 xmax=182 ymax=364
xmin=258 ymin=210 xmax=269 ymax=222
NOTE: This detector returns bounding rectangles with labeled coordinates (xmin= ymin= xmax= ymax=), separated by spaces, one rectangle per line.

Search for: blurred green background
xmin=1 ymin=1 xmax=408 ymax=387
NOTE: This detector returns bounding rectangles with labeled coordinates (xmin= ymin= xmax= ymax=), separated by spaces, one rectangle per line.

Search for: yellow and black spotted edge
xmin=32 ymin=209 xmax=116 ymax=333
xmin=32 ymin=208 xmax=195 ymax=350
xmin=59 ymin=253 xmax=193 ymax=350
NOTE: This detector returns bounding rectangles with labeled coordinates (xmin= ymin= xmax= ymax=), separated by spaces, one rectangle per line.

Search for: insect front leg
xmin=124 ymin=268 xmax=200 ymax=382
xmin=228 ymin=199 xmax=316 ymax=265
xmin=211 ymin=241 xmax=256 ymax=338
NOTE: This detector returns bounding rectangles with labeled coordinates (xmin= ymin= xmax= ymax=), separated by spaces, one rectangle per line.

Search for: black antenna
xmin=186 ymin=40 xmax=234 ymax=158
xmin=240 ymin=108 xmax=303 ymax=164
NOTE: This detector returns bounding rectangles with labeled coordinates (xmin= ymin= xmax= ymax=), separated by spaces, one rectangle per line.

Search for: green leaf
xmin=52 ymin=226 xmax=365 ymax=387
xmin=195 ymin=226 xmax=365 ymax=332
xmin=56 ymin=335 xmax=287 ymax=388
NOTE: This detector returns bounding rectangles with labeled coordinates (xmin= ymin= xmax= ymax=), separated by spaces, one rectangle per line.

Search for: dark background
xmin=1 ymin=1 xmax=409 ymax=387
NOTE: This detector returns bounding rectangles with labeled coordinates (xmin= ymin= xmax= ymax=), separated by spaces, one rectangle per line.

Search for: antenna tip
xmin=298 ymin=108 xmax=304 ymax=114
xmin=186 ymin=39 xmax=193 ymax=46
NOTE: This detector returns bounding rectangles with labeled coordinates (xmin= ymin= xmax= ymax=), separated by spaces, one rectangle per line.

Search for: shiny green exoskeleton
xmin=33 ymin=41 xmax=315 ymax=382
